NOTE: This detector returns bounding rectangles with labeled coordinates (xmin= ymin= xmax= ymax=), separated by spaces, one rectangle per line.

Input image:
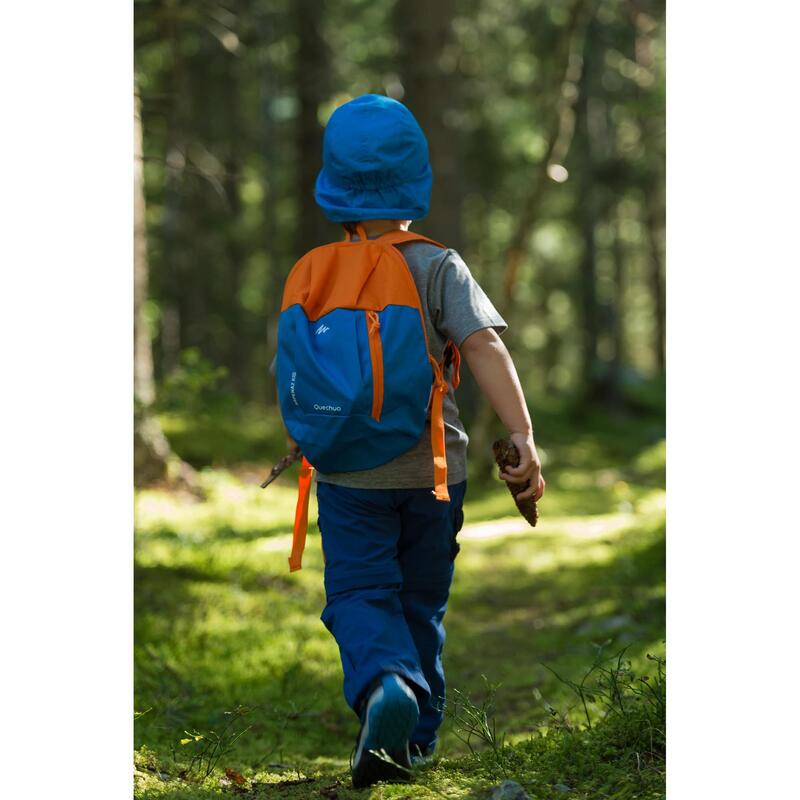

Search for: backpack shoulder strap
xmin=376 ymin=230 xmax=447 ymax=249
xmin=377 ymin=229 xmax=455 ymax=503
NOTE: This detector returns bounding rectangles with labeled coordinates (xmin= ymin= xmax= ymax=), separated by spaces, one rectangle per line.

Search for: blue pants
xmin=316 ymin=480 xmax=467 ymax=754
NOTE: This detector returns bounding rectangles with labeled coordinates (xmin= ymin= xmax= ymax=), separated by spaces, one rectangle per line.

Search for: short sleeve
xmin=429 ymin=250 xmax=507 ymax=346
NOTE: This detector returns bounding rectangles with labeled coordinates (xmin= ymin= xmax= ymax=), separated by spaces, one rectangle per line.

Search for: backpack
xmin=276 ymin=225 xmax=461 ymax=571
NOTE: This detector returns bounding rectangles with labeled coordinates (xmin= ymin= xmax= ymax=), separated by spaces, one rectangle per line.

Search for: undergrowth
xmin=135 ymin=648 xmax=665 ymax=799
xmin=135 ymin=413 xmax=665 ymax=798
xmin=445 ymin=648 xmax=666 ymax=799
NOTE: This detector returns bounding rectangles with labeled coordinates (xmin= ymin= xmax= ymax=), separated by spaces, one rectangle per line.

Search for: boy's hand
xmin=499 ymin=432 xmax=545 ymax=501
xmin=460 ymin=330 xmax=544 ymax=501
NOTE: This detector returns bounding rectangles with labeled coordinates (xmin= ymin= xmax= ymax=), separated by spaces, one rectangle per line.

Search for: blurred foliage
xmin=133 ymin=2 xmax=666 ymax=794
xmin=157 ymin=348 xmax=240 ymax=418
xmin=134 ymin=416 xmax=665 ymax=797
xmin=134 ymin=0 xmax=665 ymax=416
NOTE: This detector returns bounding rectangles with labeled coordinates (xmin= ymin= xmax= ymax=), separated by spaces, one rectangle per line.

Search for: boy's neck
xmin=357 ymin=219 xmax=411 ymax=238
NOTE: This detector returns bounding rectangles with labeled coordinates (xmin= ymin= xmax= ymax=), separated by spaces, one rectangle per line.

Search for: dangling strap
xmin=445 ymin=340 xmax=461 ymax=389
xmin=343 ymin=224 xmax=369 ymax=242
xmin=288 ymin=456 xmax=314 ymax=572
xmin=428 ymin=356 xmax=450 ymax=502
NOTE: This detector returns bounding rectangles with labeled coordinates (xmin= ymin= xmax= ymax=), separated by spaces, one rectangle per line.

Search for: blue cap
xmin=314 ymin=94 xmax=432 ymax=222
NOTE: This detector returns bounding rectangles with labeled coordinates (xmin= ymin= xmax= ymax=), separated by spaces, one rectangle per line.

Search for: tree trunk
xmin=574 ymin=21 xmax=603 ymax=404
xmin=134 ymin=85 xmax=197 ymax=489
xmin=294 ymin=0 xmax=333 ymax=254
xmin=258 ymin=8 xmax=282 ymax=406
xmin=610 ymin=201 xmax=626 ymax=395
xmin=627 ymin=0 xmax=665 ymax=374
xmin=395 ymin=0 xmax=463 ymax=252
xmin=645 ymin=193 xmax=666 ymax=373
xmin=221 ymin=30 xmax=249 ymax=395
xmin=577 ymin=192 xmax=601 ymax=400
xmin=135 ymin=88 xmax=156 ymax=412
xmin=158 ymin=13 xmax=190 ymax=377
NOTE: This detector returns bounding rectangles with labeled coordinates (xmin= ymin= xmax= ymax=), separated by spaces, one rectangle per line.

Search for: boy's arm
xmin=459 ymin=327 xmax=544 ymax=501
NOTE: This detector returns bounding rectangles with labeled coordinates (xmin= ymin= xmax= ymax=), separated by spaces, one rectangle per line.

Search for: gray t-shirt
xmin=315 ymin=239 xmax=507 ymax=489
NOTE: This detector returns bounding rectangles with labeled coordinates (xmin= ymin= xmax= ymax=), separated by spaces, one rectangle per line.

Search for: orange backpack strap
xmin=379 ymin=230 xmax=453 ymax=502
xmin=445 ymin=340 xmax=461 ymax=389
xmin=377 ymin=229 xmax=447 ymax=249
xmin=428 ymin=342 xmax=460 ymax=502
xmin=428 ymin=355 xmax=450 ymax=502
xmin=288 ymin=456 xmax=314 ymax=572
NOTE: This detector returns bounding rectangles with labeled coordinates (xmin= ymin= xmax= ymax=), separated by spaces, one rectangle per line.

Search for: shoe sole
xmin=352 ymin=676 xmax=419 ymax=788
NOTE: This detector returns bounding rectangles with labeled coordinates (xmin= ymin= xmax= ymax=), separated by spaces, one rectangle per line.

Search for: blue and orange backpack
xmin=276 ymin=225 xmax=460 ymax=571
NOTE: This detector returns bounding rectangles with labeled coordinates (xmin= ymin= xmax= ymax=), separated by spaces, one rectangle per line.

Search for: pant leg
xmin=316 ymin=481 xmax=431 ymax=713
xmin=396 ymin=481 xmax=467 ymax=753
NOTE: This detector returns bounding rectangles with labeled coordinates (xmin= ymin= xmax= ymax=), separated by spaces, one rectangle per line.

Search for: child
xmin=280 ymin=94 xmax=544 ymax=787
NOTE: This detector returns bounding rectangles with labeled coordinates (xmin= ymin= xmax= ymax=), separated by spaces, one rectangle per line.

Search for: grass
xmin=135 ymin=409 xmax=665 ymax=799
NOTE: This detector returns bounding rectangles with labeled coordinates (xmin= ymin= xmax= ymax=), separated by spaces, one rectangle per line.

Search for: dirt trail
xmin=256 ymin=511 xmax=636 ymax=555
xmin=460 ymin=512 xmax=635 ymax=541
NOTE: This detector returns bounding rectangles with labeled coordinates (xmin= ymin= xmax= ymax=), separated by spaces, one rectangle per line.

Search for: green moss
xmin=135 ymin=416 xmax=665 ymax=799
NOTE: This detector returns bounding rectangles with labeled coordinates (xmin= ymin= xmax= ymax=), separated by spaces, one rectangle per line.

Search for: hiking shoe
xmin=410 ymin=745 xmax=435 ymax=767
xmin=351 ymin=673 xmax=419 ymax=788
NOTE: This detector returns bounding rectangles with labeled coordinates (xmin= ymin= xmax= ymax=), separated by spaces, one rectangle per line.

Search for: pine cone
xmin=492 ymin=438 xmax=538 ymax=527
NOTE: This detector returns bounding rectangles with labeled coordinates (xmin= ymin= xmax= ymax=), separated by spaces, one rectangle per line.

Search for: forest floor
xmin=134 ymin=410 xmax=666 ymax=800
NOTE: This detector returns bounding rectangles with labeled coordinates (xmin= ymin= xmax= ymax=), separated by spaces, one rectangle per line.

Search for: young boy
xmin=282 ymin=94 xmax=544 ymax=786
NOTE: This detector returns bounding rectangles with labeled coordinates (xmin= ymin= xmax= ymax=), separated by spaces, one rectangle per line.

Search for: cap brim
xmin=314 ymin=165 xmax=432 ymax=222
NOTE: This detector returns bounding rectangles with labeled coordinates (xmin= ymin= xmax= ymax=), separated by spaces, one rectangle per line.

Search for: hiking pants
xmin=316 ymin=480 xmax=467 ymax=754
